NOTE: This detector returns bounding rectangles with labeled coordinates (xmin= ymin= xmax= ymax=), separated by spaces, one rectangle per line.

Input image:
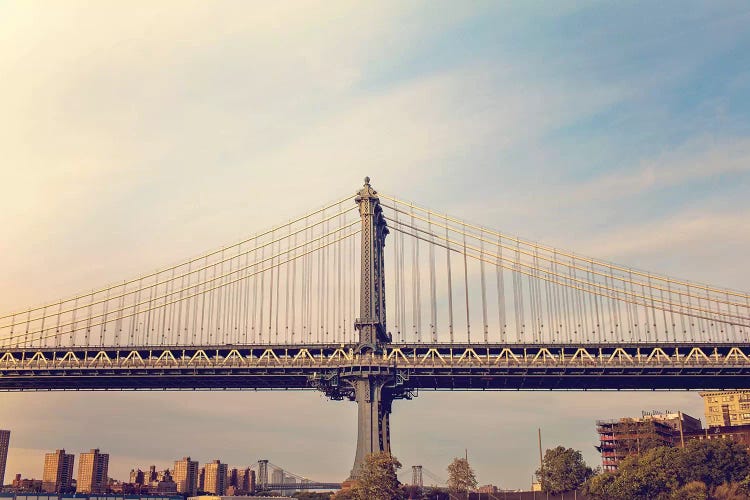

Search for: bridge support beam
xmin=351 ymin=377 xmax=393 ymax=479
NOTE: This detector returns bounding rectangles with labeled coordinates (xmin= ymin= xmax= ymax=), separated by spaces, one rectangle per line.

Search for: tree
xmin=536 ymin=446 xmax=594 ymax=494
xmin=670 ymin=481 xmax=708 ymax=500
xmin=350 ymin=451 xmax=403 ymax=500
xmin=676 ymin=439 xmax=750 ymax=491
xmin=711 ymin=482 xmax=747 ymax=500
xmin=332 ymin=489 xmax=358 ymax=500
xmin=446 ymin=457 xmax=477 ymax=497
xmin=583 ymin=439 xmax=750 ymax=500
xmin=582 ymin=471 xmax=617 ymax=500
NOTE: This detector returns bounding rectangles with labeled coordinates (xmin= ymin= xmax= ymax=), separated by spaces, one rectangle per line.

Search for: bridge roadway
xmin=2 ymin=342 xmax=750 ymax=391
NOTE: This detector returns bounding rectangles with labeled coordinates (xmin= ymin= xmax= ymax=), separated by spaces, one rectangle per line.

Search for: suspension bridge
xmin=1 ymin=177 xmax=749 ymax=479
xmin=252 ymin=460 xmax=340 ymax=492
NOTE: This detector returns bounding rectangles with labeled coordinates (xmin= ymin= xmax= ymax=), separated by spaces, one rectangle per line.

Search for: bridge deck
xmin=2 ymin=343 xmax=750 ymax=391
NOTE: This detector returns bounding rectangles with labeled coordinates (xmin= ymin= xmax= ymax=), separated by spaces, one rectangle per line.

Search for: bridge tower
xmin=412 ymin=465 xmax=423 ymax=488
xmin=354 ymin=176 xmax=391 ymax=350
xmin=257 ymin=460 xmax=268 ymax=491
xmin=349 ymin=177 xmax=395 ymax=479
xmin=309 ymin=177 xmax=412 ymax=480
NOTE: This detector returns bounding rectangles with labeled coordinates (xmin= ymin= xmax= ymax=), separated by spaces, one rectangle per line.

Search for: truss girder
xmin=2 ymin=342 xmax=750 ymax=391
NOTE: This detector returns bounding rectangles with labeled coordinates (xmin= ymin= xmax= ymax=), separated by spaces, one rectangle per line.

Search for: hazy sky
xmin=1 ymin=0 xmax=750 ymax=490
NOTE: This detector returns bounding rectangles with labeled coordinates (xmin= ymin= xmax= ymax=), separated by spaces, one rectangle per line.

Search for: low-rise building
xmin=596 ymin=411 xmax=702 ymax=470
xmin=701 ymin=390 xmax=750 ymax=427
xmin=10 ymin=474 xmax=43 ymax=492
xmin=478 ymin=484 xmax=499 ymax=494
xmin=684 ymin=423 xmax=750 ymax=446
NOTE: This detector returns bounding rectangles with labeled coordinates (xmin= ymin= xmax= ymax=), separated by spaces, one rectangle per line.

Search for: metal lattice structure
xmin=412 ymin=465 xmax=423 ymax=488
xmin=2 ymin=177 xmax=750 ymax=478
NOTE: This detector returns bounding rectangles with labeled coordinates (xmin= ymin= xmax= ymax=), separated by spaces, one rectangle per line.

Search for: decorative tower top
xmin=355 ymin=176 xmax=378 ymax=206
xmin=354 ymin=176 xmax=390 ymax=351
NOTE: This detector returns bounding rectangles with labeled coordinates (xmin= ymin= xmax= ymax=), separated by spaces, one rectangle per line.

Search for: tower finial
xmin=364 ymin=176 xmax=370 ymax=185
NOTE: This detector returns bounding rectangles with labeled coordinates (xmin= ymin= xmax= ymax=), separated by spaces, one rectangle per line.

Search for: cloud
xmin=572 ymin=136 xmax=750 ymax=203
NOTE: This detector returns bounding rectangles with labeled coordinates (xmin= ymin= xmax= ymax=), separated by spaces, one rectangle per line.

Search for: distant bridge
xmin=250 ymin=459 xmax=341 ymax=492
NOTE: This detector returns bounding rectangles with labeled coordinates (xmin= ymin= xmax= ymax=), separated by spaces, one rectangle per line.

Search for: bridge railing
xmin=3 ymin=344 xmax=750 ymax=369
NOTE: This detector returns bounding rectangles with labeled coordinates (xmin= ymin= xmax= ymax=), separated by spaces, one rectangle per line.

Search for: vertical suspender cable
xmin=216 ymin=252 xmax=225 ymax=345
xmin=463 ymin=226 xmax=470 ymax=344
xmin=496 ymin=236 xmax=506 ymax=343
xmin=411 ymin=209 xmax=418 ymax=342
xmin=284 ymin=229 xmax=290 ymax=344
xmin=258 ymin=246 xmax=265 ymax=343
xmin=393 ymin=211 xmax=401 ymax=341
xmin=445 ymin=220 xmax=454 ymax=343
xmin=512 ymin=246 xmax=520 ymax=342
xmin=591 ymin=262 xmax=601 ymax=343
xmin=542 ymin=252 xmax=553 ymax=343
xmin=480 ymin=234 xmax=488 ymax=343
xmin=71 ymin=300 xmax=79 ymax=347
xmin=251 ymin=245 xmax=259 ymax=344
xmin=428 ymin=214 xmax=437 ymax=342
xmin=234 ymin=249 xmax=242 ymax=343
xmin=268 ymin=239 xmax=275 ymax=344
xmin=290 ymin=230 xmax=297 ymax=344
xmin=516 ymin=242 xmax=524 ymax=341
xmin=243 ymin=246 xmax=251 ymax=344
xmin=85 ymin=292 xmax=94 ymax=347
xmin=275 ymin=238 xmax=281 ymax=344
xmin=301 ymin=225 xmax=308 ymax=342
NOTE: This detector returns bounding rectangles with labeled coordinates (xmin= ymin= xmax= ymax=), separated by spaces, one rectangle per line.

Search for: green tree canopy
xmin=446 ymin=457 xmax=478 ymax=496
xmin=536 ymin=446 xmax=594 ymax=494
xmin=584 ymin=439 xmax=750 ymax=500
xmin=676 ymin=439 xmax=750 ymax=490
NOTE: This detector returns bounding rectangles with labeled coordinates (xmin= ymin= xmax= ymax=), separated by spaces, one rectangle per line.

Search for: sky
xmin=1 ymin=0 xmax=750 ymax=490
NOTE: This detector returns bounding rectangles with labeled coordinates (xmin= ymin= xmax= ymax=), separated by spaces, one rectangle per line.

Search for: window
xmin=722 ymin=396 xmax=733 ymax=402
xmin=710 ymin=406 xmax=719 ymax=412
xmin=743 ymin=414 xmax=750 ymax=419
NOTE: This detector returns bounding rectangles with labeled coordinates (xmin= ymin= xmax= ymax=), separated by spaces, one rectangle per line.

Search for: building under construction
xmin=596 ymin=411 xmax=702 ymax=470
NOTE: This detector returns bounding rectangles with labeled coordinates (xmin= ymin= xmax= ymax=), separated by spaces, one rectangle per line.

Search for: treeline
xmin=538 ymin=440 xmax=750 ymax=500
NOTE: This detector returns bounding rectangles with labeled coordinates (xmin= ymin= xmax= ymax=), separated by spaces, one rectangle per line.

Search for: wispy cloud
xmin=572 ymin=136 xmax=750 ymax=203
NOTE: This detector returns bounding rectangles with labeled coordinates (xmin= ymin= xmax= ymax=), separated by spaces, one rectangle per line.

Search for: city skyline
xmin=0 ymin=397 xmax=709 ymax=488
xmin=2 ymin=1 xmax=750 ymax=490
